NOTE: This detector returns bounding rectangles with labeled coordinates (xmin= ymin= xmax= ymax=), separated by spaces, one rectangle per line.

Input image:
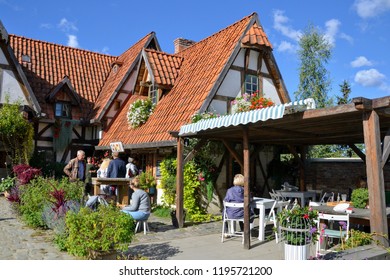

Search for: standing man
xmin=107 ymin=152 xmax=127 ymax=197
xmin=63 ymin=150 xmax=87 ymax=188
xmin=85 ymin=156 xmax=97 ymax=195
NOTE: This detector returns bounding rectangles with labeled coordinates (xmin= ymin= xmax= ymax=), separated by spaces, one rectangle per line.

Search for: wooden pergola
xmin=174 ymin=97 xmax=390 ymax=249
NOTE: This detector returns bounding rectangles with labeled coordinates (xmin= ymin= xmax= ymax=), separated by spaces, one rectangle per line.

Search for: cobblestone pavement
xmin=0 ymin=195 xmax=283 ymax=260
xmin=0 ymin=196 xmax=75 ymax=260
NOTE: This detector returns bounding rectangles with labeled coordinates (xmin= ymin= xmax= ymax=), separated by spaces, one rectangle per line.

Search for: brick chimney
xmin=174 ymin=38 xmax=196 ymax=53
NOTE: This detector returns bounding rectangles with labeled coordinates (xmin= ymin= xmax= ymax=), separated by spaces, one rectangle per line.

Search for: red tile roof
xmin=144 ymin=49 xmax=183 ymax=88
xmin=241 ymin=22 xmax=272 ymax=49
xmin=98 ymin=13 xmax=259 ymax=148
xmin=93 ymin=33 xmax=158 ymax=120
xmin=9 ymin=35 xmax=116 ymax=119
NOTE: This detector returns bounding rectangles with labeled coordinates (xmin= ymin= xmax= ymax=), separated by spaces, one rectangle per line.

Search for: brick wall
xmin=305 ymin=158 xmax=390 ymax=193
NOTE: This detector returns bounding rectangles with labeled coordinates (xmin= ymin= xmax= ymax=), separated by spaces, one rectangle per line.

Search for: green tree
xmin=336 ymin=80 xmax=352 ymax=105
xmin=0 ymin=96 xmax=34 ymax=164
xmin=295 ymin=24 xmax=332 ymax=108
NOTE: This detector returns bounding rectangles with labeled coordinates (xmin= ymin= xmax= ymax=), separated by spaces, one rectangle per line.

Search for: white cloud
xmin=339 ymin=33 xmax=354 ymax=44
xmin=40 ymin=23 xmax=52 ymax=29
xmin=58 ymin=18 xmax=78 ymax=32
xmin=351 ymin=56 xmax=373 ymax=68
xmin=354 ymin=0 xmax=390 ymax=19
xmin=277 ymin=41 xmax=296 ymax=53
xmin=323 ymin=19 xmax=340 ymax=46
xmin=273 ymin=10 xmax=302 ymax=41
xmin=67 ymin=35 xmax=79 ymax=48
xmin=354 ymin=68 xmax=386 ymax=87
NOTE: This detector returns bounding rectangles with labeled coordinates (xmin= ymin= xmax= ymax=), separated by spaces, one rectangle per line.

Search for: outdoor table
xmin=251 ymin=197 xmax=282 ymax=241
xmin=275 ymin=190 xmax=317 ymax=206
xmin=92 ymin=177 xmax=131 ymax=205
xmin=311 ymin=203 xmax=390 ymax=226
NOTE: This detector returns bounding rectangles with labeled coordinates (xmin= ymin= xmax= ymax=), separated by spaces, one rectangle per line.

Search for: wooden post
xmin=176 ymin=137 xmax=184 ymax=228
xmin=362 ymin=110 xmax=389 ymax=246
xmin=243 ymin=127 xmax=251 ymax=249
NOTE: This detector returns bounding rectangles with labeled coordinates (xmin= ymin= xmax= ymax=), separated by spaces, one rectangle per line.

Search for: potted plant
xmin=0 ymin=176 xmax=15 ymax=197
xmin=127 ymin=98 xmax=156 ymax=128
xmin=351 ymin=188 xmax=369 ymax=209
xmin=277 ymin=205 xmax=319 ymax=260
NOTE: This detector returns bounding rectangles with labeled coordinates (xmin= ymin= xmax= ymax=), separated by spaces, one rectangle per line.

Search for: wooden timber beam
xmin=362 ymin=110 xmax=389 ymax=246
xmin=222 ymin=139 xmax=243 ymax=170
xmin=243 ymin=127 xmax=251 ymax=249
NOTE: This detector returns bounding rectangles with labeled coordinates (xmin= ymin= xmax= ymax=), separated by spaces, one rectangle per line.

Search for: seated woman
xmin=224 ymin=173 xmax=254 ymax=231
xmin=121 ymin=176 xmax=151 ymax=221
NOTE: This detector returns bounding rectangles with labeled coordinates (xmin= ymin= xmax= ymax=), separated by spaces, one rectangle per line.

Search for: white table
xmin=275 ymin=190 xmax=317 ymax=206
xmin=251 ymin=197 xmax=279 ymax=241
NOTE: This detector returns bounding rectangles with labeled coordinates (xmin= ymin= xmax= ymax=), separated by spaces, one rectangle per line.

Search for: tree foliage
xmin=295 ymin=24 xmax=332 ymax=108
xmin=0 ymin=96 xmax=34 ymax=164
xmin=336 ymin=80 xmax=352 ymax=105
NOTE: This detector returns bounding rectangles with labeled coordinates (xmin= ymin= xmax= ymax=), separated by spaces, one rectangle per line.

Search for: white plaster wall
xmin=263 ymin=77 xmax=281 ymax=104
xmin=209 ymin=99 xmax=227 ymax=115
xmin=216 ymin=69 xmax=241 ymax=98
xmin=0 ymin=49 xmax=8 ymax=64
xmin=1 ymin=70 xmax=28 ymax=105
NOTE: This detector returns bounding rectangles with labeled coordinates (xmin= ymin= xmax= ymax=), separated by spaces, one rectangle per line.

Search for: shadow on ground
xmin=125 ymin=242 xmax=181 ymax=260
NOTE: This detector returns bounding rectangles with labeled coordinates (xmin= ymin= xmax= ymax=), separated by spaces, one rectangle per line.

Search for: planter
xmin=284 ymin=243 xmax=310 ymax=260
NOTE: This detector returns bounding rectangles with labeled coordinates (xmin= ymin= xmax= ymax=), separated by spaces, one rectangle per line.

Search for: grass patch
xmin=152 ymin=205 xmax=171 ymax=218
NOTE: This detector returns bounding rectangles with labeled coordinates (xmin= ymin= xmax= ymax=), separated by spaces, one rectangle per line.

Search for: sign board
xmin=110 ymin=142 xmax=124 ymax=152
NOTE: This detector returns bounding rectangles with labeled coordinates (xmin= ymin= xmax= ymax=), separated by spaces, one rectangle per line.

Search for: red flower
xmin=303 ymin=214 xmax=309 ymax=219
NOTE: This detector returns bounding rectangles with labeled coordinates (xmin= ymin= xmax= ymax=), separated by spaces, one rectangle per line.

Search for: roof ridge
xmin=144 ymin=48 xmax=183 ymax=58
xmin=9 ymin=34 xmax=117 ymax=59
xmin=176 ymin=12 xmax=256 ymax=54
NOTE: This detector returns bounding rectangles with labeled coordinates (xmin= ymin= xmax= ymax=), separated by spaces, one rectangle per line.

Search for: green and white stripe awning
xmin=179 ymin=98 xmax=315 ymax=136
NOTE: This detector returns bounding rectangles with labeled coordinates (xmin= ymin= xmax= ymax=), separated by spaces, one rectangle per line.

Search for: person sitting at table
xmin=224 ymin=173 xmax=254 ymax=232
xmin=121 ymin=176 xmax=151 ymax=221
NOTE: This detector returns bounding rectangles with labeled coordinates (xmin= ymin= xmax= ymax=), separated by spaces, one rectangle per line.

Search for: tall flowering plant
xmin=127 ymin=98 xmax=156 ymax=128
xmin=231 ymin=92 xmax=274 ymax=113
xmin=277 ymin=205 xmax=319 ymax=245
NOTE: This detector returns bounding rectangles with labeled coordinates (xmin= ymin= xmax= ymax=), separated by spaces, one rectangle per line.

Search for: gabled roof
xmin=143 ymin=49 xmax=184 ymax=88
xmin=98 ymin=13 xmax=278 ymax=148
xmin=45 ymin=76 xmax=81 ymax=105
xmin=9 ymin=35 xmax=116 ymax=119
xmin=92 ymin=32 xmax=159 ymax=121
xmin=241 ymin=22 xmax=272 ymax=49
xmin=0 ymin=20 xmax=41 ymax=114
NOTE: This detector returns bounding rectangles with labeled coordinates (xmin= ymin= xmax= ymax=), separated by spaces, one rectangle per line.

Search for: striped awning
xmin=179 ymin=98 xmax=315 ymax=136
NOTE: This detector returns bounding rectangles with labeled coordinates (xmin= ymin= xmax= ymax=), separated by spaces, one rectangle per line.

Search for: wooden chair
xmin=316 ymin=213 xmax=349 ymax=255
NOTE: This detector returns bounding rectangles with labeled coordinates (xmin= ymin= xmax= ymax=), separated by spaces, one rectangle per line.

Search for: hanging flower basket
xmin=127 ymin=98 xmax=156 ymax=128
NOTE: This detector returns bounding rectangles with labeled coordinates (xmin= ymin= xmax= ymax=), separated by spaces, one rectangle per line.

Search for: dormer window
xmin=245 ymin=74 xmax=258 ymax=94
xmin=55 ymin=102 xmax=71 ymax=118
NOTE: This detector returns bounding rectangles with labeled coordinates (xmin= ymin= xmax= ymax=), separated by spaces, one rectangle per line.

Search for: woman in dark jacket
xmin=224 ymin=174 xmax=254 ymax=231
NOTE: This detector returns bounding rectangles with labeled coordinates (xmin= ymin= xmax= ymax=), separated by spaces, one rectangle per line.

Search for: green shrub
xmin=18 ymin=176 xmax=84 ymax=228
xmin=152 ymin=205 xmax=171 ymax=218
xmin=0 ymin=176 xmax=15 ymax=192
xmin=64 ymin=205 xmax=135 ymax=259
xmin=351 ymin=188 xmax=369 ymax=209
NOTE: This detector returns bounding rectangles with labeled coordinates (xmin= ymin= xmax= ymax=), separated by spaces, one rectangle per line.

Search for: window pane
xmin=245 ymin=74 xmax=258 ymax=94
xmin=55 ymin=103 xmax=62 ymax=117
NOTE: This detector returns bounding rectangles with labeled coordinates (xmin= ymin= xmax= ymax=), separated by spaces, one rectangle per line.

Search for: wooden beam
xmin=222 ymin=139 xmax=243 ymax=169
xmin=381 ymin=129 xmax=390 ymax=168
xmin=175 ymin=137 xmax=184 ymax=228
xmin=243 ymin=127 xmax=251 ymax=249
xmin=184 ymin=138 xmax=207 ymax=164
xmin=362 ymin=110 xmax=389 ymax=246
xmin=348 ymin=143 xmax=366 ymax=162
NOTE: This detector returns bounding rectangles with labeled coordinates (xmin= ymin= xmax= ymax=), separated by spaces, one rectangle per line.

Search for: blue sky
xmin=1 ymin=0 xmax=390 ymax=101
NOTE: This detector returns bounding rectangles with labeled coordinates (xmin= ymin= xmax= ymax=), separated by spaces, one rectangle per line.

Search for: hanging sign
xmin=110 ymin=141 xmax=124 ymax=152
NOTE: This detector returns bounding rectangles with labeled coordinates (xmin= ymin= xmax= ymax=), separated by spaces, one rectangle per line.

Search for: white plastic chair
xmin=221 ymin=201 xmax=255 ymax=244
xmin=316 ymin=213 xmax=349 ymax=255
xmin=135 ymin=219 xmax=149 ymax=235
xmin=320 ymin=192 xmax=334 ymax=203
xmin=264 ymin=199 xmax=291 ymax=243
